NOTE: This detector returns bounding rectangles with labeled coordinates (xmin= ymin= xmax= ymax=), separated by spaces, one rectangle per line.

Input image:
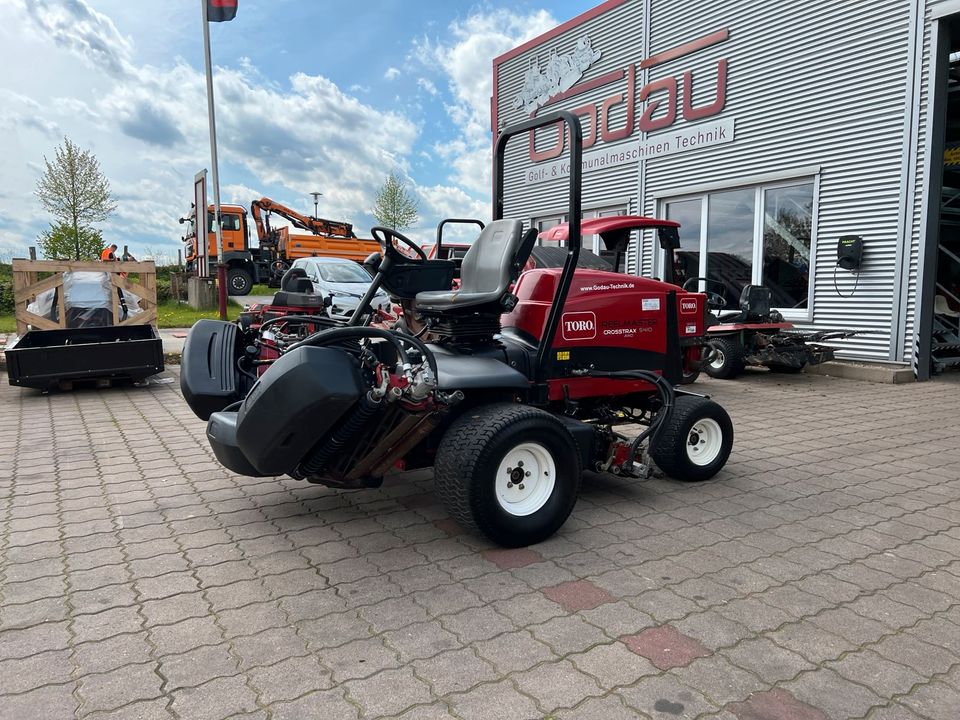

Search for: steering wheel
xmin=681 ymin=277 xmax=727 ymax=310
xmin=704 ymin=291 xmax=727 ymax=310
xmin=371 ymin=226 xmax=428 ymax=262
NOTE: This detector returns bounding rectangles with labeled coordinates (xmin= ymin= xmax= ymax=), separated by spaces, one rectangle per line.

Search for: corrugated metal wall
xmin=496 ymin=1 xmax=643 ymax=225
xmin=643 ymin=0 xmax=913 ymax=361
xmin=495 ymin=0 xmax=920 ymax=362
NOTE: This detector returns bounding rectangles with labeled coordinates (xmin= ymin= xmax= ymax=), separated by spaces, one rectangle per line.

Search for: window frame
xmin=657 ymin=173 xmax=820 ymax=321
xmin=531 ymin=199 xmax=630 ymax=255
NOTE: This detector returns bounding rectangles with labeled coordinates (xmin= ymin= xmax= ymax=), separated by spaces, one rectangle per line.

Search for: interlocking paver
xmin=412 ymin=647 xmax=498 ymax=695
xmin=445 ymin=679 xmax=540 ymax=720
xmin=77 ymin=662 xmax=164 ymax=715
xmin=4 ymin=370 xmax=960 ymax=718
xmin=170 ymin=674 xmax=259 ymax=719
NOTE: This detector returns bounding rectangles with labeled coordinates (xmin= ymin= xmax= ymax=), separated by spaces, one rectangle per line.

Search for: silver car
xmin=290 ymin=256 xmax=391 ymax=317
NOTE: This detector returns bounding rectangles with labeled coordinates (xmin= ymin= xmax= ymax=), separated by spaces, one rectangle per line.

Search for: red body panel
xmin=503 ymin=268 xmax=704 ymax=350
xmin=503 ymin=268 xmax=705 ymax=400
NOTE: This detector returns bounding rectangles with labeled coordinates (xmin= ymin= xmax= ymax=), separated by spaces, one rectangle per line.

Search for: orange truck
xmin=181 ymin=197 xmax=379 ymax=295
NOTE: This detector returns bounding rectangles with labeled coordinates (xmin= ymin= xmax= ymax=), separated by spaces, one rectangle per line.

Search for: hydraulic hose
xmin=286 ymin=326 xmax=438 ymax=379
xmin=587 ymin=369 xmax=676 ymax=459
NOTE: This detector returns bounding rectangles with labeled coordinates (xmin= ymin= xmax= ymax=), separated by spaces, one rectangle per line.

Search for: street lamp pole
xmin=310 ymin=191 xmax=323 ymax=219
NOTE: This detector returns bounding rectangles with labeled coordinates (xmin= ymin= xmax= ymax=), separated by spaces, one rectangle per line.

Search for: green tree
xmin=372 ymin=171 xmax=419 ymax=231
xmin=37 ymin=223 xmax=104 ymax=261
xmin=35 ymin=137 xmax=116 ymax=260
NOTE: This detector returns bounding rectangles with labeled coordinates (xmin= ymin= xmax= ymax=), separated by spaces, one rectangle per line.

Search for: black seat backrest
xmin=739 ymin=285 xmax=771 ymax=320
xmin=458 ymin=219 xmax=525 ymax=296
xmin=280 ymin=267 xmax=314 ymax=294
xmin=515 ymin=228 xmax=538 ymax=274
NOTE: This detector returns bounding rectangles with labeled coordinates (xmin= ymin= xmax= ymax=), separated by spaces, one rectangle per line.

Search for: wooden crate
xmin=12 ymin=259 xmax=158 ymax=336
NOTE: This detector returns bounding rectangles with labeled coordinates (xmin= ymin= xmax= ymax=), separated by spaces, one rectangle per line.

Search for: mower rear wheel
xmin=434 ymin=403 xmax=581 ymax=547
xmin=704 ymin=337 xmax=744 ymax=379
xmin=650 ymin=395 xmax=733 ymax=482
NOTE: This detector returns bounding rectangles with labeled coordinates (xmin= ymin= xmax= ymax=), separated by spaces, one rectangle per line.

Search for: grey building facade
xmin=493 ymin=0 xmax=960 ymax=377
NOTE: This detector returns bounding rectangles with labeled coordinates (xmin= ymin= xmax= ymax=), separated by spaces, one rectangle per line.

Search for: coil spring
xmin=299 ymin=392 xmax=382 ymax=477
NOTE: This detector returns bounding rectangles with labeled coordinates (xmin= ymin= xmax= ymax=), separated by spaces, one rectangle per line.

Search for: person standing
xmin=100 ymin=243 xmax=119 ymax=262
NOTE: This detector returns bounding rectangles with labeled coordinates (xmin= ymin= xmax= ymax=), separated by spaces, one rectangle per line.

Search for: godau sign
xmin=526 ymin=117 xmax=735 ymax=185
xmin=517 ymin=28 xmax=735 ymax=186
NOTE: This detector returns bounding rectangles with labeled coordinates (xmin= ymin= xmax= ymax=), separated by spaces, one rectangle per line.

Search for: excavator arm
xmin=250 ymin=198 xmax=356 ymax=244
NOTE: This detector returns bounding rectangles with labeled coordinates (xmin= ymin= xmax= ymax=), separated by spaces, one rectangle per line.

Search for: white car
xmin=290 ymin=256 xmax=391 ymax=317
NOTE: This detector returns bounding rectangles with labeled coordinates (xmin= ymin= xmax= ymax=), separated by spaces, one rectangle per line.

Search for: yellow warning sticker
xmin=946 ymin=146 xmax=960 ymax=167
xmin=556 ymin=351 xmax=570 ymax=361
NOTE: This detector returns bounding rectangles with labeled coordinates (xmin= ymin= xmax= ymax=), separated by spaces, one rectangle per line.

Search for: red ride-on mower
xmin=180 ymin=111 xmax=734 ymax=547
xmin=540 ymin=216 xmax=856 ymax=381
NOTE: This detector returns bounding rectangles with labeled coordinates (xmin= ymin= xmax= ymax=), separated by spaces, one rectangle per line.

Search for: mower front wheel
xmin=704 ymin=337 xmax=744 ymax=379
xmin=434 ymin=403 xmax=581 ymax=547
xmin=650 ymin=395 xmax=733 ymax=482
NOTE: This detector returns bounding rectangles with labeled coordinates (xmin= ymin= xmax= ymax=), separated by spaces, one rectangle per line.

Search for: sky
xmin=0 ymin=0 xmax=598 ymax=262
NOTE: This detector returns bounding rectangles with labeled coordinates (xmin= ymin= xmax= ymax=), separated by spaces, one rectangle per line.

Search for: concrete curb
xmin=805 ymin=360 xmax=915 ymax=384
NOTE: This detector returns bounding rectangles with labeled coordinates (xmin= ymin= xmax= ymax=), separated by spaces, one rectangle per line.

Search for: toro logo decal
xmin=562 ymin=312 xmax=596 ymax=340
xmin=680 ymin=298 xmax=698 ymax=314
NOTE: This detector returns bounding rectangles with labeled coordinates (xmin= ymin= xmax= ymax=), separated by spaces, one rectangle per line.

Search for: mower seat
xmin=718 ymin=285 xmax=772 ymax=323
xmin=273 ymin=267 xmax=323 ymax=307
xmin=415 ymin=219 xmax=535 ymax=312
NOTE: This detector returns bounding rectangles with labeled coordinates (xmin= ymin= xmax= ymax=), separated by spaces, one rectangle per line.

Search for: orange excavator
xmin=181 ymin=197 xmax=379 ymax=295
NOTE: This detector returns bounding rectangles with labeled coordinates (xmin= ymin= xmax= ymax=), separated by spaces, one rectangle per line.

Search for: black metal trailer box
xmin=5 ymin=326 xmax=164 ymax=390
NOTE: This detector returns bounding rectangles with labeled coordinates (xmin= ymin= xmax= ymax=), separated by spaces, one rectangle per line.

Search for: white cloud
xmin=15 ymin=0 xmax=133 ymax=77
xmin=414 ymin=9 xmax=557 ymax=195
xmin=417 ymin=78 xmax=438 ymax=96
xmin=418 ymin=184 xmax=488 ymax=234
xmin=0 ymin=1 xmax=420 ymax=257
xmin=384 ymin=67 xmax=401 ymax=80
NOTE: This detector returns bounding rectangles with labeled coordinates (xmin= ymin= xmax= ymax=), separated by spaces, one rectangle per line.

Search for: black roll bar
xmin=494 ymin=110 xmax=583 ymax=387
xmin=435 ymin=218 xmax=485 ymax=257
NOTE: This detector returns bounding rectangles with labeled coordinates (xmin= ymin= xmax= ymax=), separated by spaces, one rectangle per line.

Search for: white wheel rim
xmin=709 ymin=346 xmax=725 ymax=370
xmin=686 ymin=418 xmax=724 ymax=466
xmin=495 ymin=442 xmax=557 ymax=516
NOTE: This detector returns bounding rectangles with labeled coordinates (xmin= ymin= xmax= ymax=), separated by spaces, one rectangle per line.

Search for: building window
xmin=662 ymin=180 xmax=815 ymax=316
xmin=532 ymin=205 xmax=628 ymax=259
xmin=762 ymin=184 xmax=813 ymax=310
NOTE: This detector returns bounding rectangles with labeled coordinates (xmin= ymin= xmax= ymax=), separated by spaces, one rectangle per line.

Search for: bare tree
xmin=35 ymin=137 xmax=116 ymax=260
xmin=372 ymin=171 xmax=419 ymax=231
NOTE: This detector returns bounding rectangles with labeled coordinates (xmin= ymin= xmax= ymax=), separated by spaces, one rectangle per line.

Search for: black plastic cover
xmin=180 ymin=319 xmax=244 ymax=420
xmin=380 ymin=260 xmax=455 ymax=299
xmin=206 ymin=411 xmax=269 ymax=477
xmin=235 ymin=346 xmax=363 ymax=475
xmin=5 ymin=325 xmax=163 ymax=390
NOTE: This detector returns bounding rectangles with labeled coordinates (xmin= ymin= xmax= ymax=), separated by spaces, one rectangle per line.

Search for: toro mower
xmin=180 ymin=111 xmax=734 ymax=547
xmin=540 ymin=216 xmax=857 ymax=381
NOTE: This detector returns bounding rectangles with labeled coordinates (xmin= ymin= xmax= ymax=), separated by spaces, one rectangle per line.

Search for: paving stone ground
xmin=2 ymin=368 xmax=960 ymax=719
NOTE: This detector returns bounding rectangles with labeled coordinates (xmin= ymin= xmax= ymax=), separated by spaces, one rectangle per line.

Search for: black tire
xmin=650 ymin=395 xmax=734 ymax=482
xmin=679 ymin=346 xmax=702 ymax=385
xmin=703 ymin=337 xmax=744 ymax=379
xmin=766 ymin=362 xmax=806 ymax=374
xmin=434 ymin=403 xmax=581 ymax=547
xmin=227 ymin=267 xmax=253 ymax=296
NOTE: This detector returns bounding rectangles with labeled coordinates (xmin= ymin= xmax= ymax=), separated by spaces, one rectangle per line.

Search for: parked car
xmin=290 ymin=256 xmax=390 ymax=316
